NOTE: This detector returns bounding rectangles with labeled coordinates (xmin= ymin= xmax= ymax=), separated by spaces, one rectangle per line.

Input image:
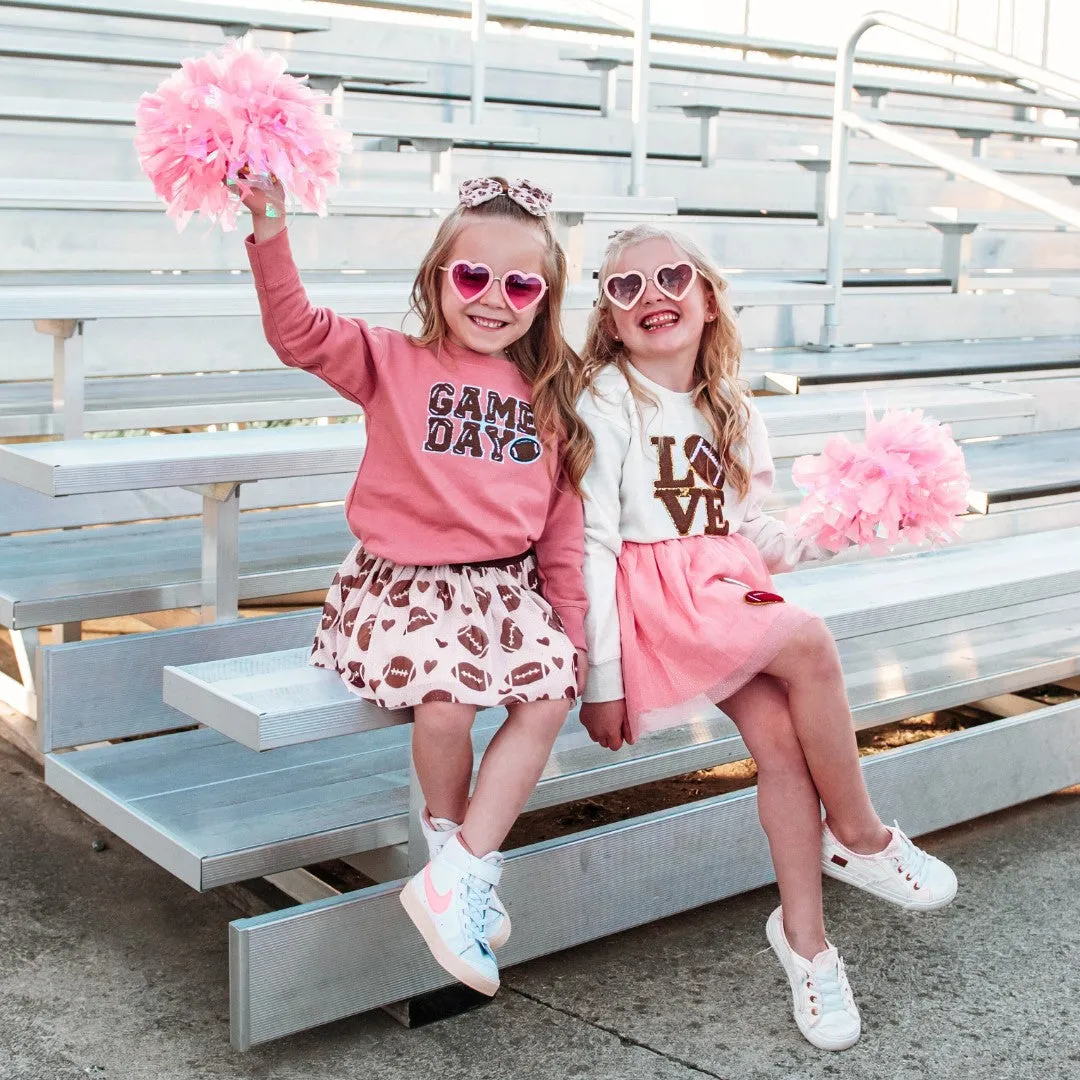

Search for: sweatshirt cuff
xmin=245 ymin=227 xmax=297 ymax=287
xmin=555 ymin=605 xmax=587 ymax=652
xmin=584 ymin=657 xmax=624 ymax=702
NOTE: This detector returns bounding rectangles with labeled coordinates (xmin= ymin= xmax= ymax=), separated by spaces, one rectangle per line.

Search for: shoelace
xmin=463 ymin=875 xmax=494 ymax=946
xmin=807 ymin=957 xmax=851 ymax=1019
xmin=892 ymin=824 xmax=931 ymax=888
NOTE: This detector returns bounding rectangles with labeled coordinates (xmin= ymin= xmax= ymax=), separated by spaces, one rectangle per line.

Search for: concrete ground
xmin=0 ymin=737 xmax=1077 ymax=1080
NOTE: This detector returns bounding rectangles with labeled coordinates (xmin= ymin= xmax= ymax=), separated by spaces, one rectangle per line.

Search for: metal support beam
xmin=554 ymin=211 xmax=585 ymax=283
xmin=413 ymin=138 xmax=453 ymax=192
xmin=186 ymin=483 xmax=241 ymax=623
xmin=584 ymin=58 xmax=621 ymax=116
xmin=937 ymin=223 xmax=979 ymax=293
xmin=36 ymin=318 xmax=84 ymax=439
xmin=629 ymin=0 xmax=651 ymax=195
xmin=470 ymin=0 xmax=486 ymax=125
xmin=406 ymin=729 xmax=426 ymax=874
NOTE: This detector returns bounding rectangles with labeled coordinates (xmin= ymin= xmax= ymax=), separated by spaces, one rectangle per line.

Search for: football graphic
xmin=497 ymin=584 xmax=521 ymax=611
xmin=508 ymin=661 xmax=549 ymax=687
xmin=338 ymin=574 xmax=359 ymax=602
xmin=388 ymin=580 xmax=412 ymax=608
xmin=436 ymin=580 xmax=456 ymax=611
xmin=382 ymin=655 xmax=417 ymax=689
xmin=422 ymin=689 xmax=457 ymax=703
xmin=452 ymin=662 xmax=492 ymax=692
xmin=499 ymin=618 xmax=523 ymax=653
xmin=369 ymin=565 xmax=394 ymax=597
xmin=544 ymin=608 xmax=563 ymax=631
xmin=356 ymin=614 xmax=377 ymax=651
xmin=457 ymin=624 xmax=490 ymax=658
xmin=341 ymin=604 xmax=359 ymax=637
xmin=474 ymin=586 xmax=492 ymax=615
xmin=320 ymin=601 xmax=338 ymax=631
xmin=406 ymin=606 xmax=437 ymax=633
xmin=346 ymin=660 xmax=365 ymax=685
xmin=499 ymin=693 xmax=529 ymax=706
xmin=508 ymin=436 xmax=542 ymax=464
xmin=685 ymin=434 xmax=725 ymax=488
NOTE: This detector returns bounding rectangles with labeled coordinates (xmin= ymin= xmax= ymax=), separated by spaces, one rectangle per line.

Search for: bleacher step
xmin=49 ymin=588 xmax=1080 ymax=889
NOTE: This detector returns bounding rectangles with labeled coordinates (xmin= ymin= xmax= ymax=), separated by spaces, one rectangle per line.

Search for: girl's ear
xmin=603 ymin=310 xmax=622 ymax=344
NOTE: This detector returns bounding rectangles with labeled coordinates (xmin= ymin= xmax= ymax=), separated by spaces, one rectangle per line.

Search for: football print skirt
xmin=311 ymin=541 xmax=579 ymax=710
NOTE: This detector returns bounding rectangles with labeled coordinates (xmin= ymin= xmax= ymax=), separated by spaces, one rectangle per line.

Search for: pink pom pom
xmin=134 ymin=40 xmax=351 ymax=230
xmin=791 ymin=404 xmax=971 ymax=554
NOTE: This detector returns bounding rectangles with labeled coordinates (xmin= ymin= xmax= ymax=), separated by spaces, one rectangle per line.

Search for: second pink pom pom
xmin=791 ymin=405 xmax=971 ymax=554
xmin=134 ymin=40 xmax=352 ymax=230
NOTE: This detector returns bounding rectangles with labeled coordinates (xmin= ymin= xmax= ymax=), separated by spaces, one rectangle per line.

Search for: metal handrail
xmin=820 ymin=11 xmax=1080 ymax=347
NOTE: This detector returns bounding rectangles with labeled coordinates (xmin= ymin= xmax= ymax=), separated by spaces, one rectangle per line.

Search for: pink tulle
xmin=134 ymin=40 xmax=351 ymax=231
xmin=791 ymin=405 xmax=971 ymax=553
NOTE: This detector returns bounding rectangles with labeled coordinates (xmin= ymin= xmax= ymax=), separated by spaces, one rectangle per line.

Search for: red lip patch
xmin=744 ymin=590 xmax=785 ymax=605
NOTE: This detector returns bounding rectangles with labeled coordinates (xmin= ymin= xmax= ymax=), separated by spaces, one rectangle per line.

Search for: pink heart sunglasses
xmin=602 ymin=261 xmax=698 ymax=310
xmin=440 ymin=260 xmax=548 ymax=312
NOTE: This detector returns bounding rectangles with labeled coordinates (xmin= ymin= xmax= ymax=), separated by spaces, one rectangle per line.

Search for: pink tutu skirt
xmin=312 ymin=541 xmax=578 ymax=710
xmin=616 ymin=533 xmax=815 ymax=736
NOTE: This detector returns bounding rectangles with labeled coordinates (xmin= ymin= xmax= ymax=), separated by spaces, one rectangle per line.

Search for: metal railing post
xmin=820 ymin=25 xmax=858 ymax=348
xmin=470 ymin=0 xmax=486 ymax=125
xmin=629 ymin=0 xmax=651 ymax=195
xmin=817 ymin=10 xmax=1080 ymax=350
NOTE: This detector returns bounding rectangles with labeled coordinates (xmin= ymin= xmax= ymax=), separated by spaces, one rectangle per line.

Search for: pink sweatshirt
xmin=247 ymin=229 xmax=587 ymax=649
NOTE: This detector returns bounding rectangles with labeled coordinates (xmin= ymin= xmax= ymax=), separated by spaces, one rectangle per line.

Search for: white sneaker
xmin=419 ymin=809 xmax=512 ymax=949
xmin=400 ymin=832 xmax=502 ymax=996
xmin=766 ymin=906 xmax=861 ymax=1052
xmin=822 ymin=820 xmax=958 ymax=911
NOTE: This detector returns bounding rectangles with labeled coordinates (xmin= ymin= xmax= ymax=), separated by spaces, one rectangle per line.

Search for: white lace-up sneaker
xmin=419 ymin=809 xmax=512 ymax=949
xmin=822 ymin=820 xmax=958 ymax=910
xmin=766 ymin=906 xmax=861 ymax=1052
xmin=400 ymin=832 xmax=502 ymax=996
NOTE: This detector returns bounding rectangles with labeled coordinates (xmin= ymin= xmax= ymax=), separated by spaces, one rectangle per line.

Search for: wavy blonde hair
xmin=579 ymin=223 xmax=752 ymax=497
xmin=409 ymin=180 xmax=591 ymax=491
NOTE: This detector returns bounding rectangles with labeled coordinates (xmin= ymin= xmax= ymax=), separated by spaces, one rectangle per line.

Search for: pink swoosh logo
xmin=423 ymin=866 xmax=454 ymax=915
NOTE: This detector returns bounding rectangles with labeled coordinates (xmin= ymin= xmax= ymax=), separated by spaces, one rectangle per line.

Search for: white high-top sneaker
xmin=400 ymin=832 xmax=503 ymax=996
xmin=419 ymin=809 xmax=512 ymax=949
xmin=822 ymin=821 xmax=958 ymax=910
xmin=766 ymin=906 xmax=861 ymax=1052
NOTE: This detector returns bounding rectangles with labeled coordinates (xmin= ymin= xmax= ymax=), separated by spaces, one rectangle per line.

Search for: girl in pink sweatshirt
xmin=576 ymin=224 xmax=957 ymax=1052
xmin=241 ymin=176 xmax=590 ymax=998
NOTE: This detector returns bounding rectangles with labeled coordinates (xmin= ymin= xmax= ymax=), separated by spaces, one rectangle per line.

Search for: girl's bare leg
xmin=460 ymin=699 xmax=570 ymax=856
xmin=722 ymin=674 xmax=828 ymax=959
xmin=762 ymin=618 xmax=892 ymax=855
xmin=411 ymin=701 xmax=478 ymax=824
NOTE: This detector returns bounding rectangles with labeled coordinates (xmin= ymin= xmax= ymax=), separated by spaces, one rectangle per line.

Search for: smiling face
xmin=439 ymin=218 xmax=549 ymax=356
xmin=604 ymin=236 xmax=716 ymax=368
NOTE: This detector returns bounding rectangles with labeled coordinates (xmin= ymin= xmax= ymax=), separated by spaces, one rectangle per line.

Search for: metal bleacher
xmin=2 ymin=0 xmax=1080 ymax=1052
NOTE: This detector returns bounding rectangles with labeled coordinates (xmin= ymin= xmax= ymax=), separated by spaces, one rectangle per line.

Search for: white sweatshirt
xmin=578 ymin=363 xmax=818 ymax=702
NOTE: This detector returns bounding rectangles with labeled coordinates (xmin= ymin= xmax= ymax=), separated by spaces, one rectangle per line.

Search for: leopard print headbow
xmin=458 ymin=177 xmax=553 ymax=217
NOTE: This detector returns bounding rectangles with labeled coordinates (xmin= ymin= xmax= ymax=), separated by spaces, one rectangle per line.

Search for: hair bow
xmin=458 ymin=176 xmax=553 ymax=217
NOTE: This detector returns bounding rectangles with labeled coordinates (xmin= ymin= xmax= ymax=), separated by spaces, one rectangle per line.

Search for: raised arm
xmin=243 ymin=189 xmax=389 ymax=407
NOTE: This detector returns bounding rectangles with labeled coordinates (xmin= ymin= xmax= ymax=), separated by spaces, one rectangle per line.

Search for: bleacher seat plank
xmin=163 ymin=529 xmax=1080 ymax=749
xmin=0 ymin=504 xmax=353 ymax=629
xmin=963 ymin=429 xmax=1080 ymax=513
xmin=0 ymin=28 xmax=427 ymax=85
xmin=1 ymin=0 xmax=332 ymax=32
xmin=0 ymin=369 xmax=363 ymax=437
xmin=746 ymin=337 xmax=1080 ymax=393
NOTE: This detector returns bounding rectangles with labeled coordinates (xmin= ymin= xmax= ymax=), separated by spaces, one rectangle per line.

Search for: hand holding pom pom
xmin=791 ymin=404 xmax=971 ymax=554
xmin=135 ymin=40 xmax=351 ymax=231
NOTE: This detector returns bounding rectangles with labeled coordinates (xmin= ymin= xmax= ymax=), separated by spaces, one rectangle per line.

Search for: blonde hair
xmin=579 ymin=223 xmax=752 ymax=497
xmin=409 ymin=179 xmax=591 ymax=491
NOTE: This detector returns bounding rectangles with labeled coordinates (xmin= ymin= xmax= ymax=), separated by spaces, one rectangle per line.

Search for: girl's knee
xmin=413 ymin=701 xmax=476 ymax=737
xmin=750 ymin=711 xmax=808 ymax=777
xmin=786 ymin=616 xmax=840 ymax=675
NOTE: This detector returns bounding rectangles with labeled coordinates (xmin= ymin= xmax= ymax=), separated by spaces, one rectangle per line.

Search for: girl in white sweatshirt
xmin=576 ymin=224 xmax=957 ymax=1052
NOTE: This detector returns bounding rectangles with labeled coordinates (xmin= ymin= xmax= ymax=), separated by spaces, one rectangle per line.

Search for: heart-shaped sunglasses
xmin=440 ymin=260 xmax=548 ymax=312
xmin=602 ymin=261 xmax=698 ymax=311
